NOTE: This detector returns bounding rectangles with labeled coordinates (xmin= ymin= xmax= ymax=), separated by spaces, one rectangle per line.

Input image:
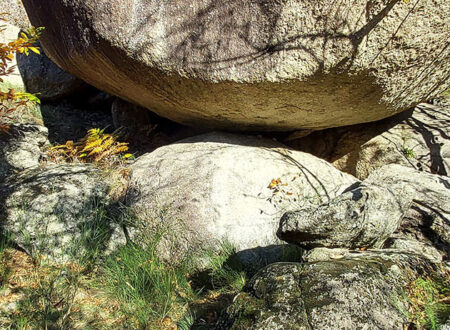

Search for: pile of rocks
xmin=0 ymin=0 xmax=449 ymax=328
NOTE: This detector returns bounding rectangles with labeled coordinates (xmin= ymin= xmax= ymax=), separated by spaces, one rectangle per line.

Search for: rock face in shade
xmin=22 ymin=0 xmax=449 ymax=131
xmin=0 ymin=124 xmax=49 ymax=183
xmin=0 ymin=164 xmax=121 ymax=261
xmin=126 ymin=132 xmax=358 ymax=265
xmin=288 ymin=103 xmax=450 ymax=180
xmin=17 ymin=41 xmax=87 ymax=101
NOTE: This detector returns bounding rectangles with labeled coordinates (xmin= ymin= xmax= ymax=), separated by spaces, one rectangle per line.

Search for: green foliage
xmin=407 ymin=275 xmax=450 ymax=329
xmin=0 ymin=204 xmax=257 ymax=328
xmin=203 ymin=241 xmax=247 ymax=292
xmin=12 ymin=264 xmax=81 ymax=329
xmin=402 ymin=146 xmax=415 ymax=159
xmin=0 ymin=232 xmax=12 ymax=289
xmin=102 ymin=240 xmax=194 ymax=328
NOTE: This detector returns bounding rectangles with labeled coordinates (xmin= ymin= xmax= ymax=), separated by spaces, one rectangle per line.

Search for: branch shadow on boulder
xmin=0 ymin=165 xmax=122 ymax=262
xmin=132 ymin=0 xmax=404 ymax=73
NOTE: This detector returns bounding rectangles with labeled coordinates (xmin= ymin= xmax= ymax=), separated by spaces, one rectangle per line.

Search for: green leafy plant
xmin=402 ymin=147 xmax=416 ymax=159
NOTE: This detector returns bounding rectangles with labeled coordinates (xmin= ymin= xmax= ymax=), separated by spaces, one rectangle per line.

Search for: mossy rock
xmin=218 ymin=252 xmax=438 ymax=329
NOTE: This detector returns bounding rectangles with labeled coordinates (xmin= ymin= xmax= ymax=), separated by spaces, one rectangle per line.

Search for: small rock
xmin=0 ymin=124 xmax=48 ymax=182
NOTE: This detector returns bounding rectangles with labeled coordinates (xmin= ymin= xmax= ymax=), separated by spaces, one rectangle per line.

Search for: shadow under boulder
xmin=288 ymin=103 xmax=450 ymax=179
xmin=17 ymin=40 xmax=87 ymax=102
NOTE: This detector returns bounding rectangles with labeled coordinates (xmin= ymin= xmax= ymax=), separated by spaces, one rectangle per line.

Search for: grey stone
xmin=22 ymin=0 xmax=449 ymax=131
xmin=127 ymin=132 xmax=358 ymax=265
xmin=218 ymin=252 xmax=436 ymax=329
xmin=0 ymin=23 xmax=25 ymax=92
xmin=0 ymin=124 xmax=48 ymax=182
xmin=0 ymin=164 xmax=119 ymax=262
xmin=278 ymin=164 xmax=450 ymax=262
xmin=0 ymin=0 xmax=30 ymax=29
xmin=278 ymin=183 xmax=412 ymax=249
xmin=288 ymin=103 xmax=450 ymax=180
xmin=17 ymin=40 xmax=86 ymax=101
xmin=366 ymin=164 xmax=450 ymax=262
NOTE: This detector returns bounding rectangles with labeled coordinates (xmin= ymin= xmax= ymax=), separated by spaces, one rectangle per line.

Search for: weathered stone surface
xmin=16 ymin=40 xmax=87 ymax=101
xmin=218 ymin=253 xmax=436 ymax=329
xmin=278 ymin=183 xmax=412 ymax=249
xmin=289 ymin=103 xmax=450 ymax=179
xmin=0 ymin=164 xmax=118 ymax=261
xmin=22 ymin=0 xmax=449 ymax=131
xmin=366 ymin=164 xmax=450 ymax=262
xmin=126 ymin=132 xmax=358 ymax=265
xmin=0 ymin=0 xmax=30 ymax=29
xmin=0 ymin=124 xmax=48 ymax=182
xmin=0 ymin=23 xmax=25 ymax=92
xmin=279 ymin=164 xmax=450 ymax=262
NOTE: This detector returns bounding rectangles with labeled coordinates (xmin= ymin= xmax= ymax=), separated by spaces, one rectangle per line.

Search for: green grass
xmin=0 ymin=232 xmax=12 ymax=289
xmin=99 ymin=233 xmax=252 ymax=328
xmin=102 ymin=241 xmax=194 ymax=328
xmin=203 ymin=241 xmax=247 ymax=293
xmin=1 ymin=204 xmax=288 ymax=328
xmin=407 ymin=276 xmax=450 ymax=330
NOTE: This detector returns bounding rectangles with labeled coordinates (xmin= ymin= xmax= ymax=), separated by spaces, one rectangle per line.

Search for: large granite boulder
xmin=126 ymin=132 xmax=358 ymax=265
xmin=289 ymin=103 xmax=450 ymax=179
xmin=22 ymin=0 xmax=449 ymax=131
xmin=218 ymin=252 xmax=437 ymax=329
xmin=0 ymin=164 xmax=122 ymax=261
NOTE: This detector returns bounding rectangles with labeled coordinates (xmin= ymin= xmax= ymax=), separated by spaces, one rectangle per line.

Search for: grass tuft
xmin=407 ymin=275 xmax=450 ymax=329
xmin=101 ymin=240 xmax=194 ymax=327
